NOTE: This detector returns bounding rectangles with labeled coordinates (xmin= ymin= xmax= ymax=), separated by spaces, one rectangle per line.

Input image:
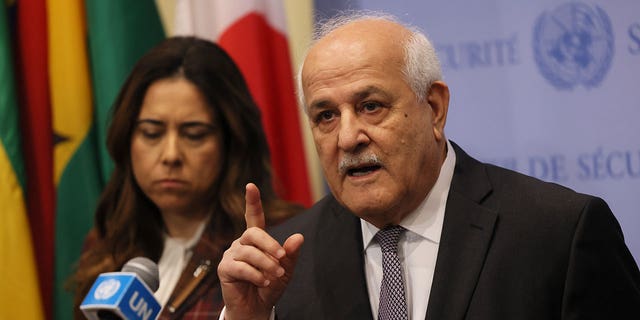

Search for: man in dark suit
xmin=217 ymin=12 xmax=640 ymax=320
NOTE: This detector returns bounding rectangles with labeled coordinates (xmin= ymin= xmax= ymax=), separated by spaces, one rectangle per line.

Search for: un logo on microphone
xmin=533 ymin=2 xmax=614 ymax=90
xmin=94 ymin=278 xmax=121 ymax=300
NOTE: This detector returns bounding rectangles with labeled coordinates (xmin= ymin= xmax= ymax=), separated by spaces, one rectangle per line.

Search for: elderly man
xmin=217 ymin=12 xmax=640 ymax=320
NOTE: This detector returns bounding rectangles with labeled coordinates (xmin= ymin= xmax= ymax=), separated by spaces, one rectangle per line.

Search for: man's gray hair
xmin=296 ymin=11 xmax=442 ymax=110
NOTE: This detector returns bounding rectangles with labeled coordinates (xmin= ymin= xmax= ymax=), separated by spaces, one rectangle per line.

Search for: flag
xmin=47 ymin=1 xmax=166 ymax=317
xmin=174 ymin=0 xmax=313 ymax=207
xmin=280 ymin=0 xmax=325 ymax=201
xmin=47 ymin=0 xmax=103 ymax=318
xmin=14 ymin=0 xmax=55 ymax=316
xmin=0 ymin=2 xmax=45 ymax=318
xmin=85 ymin=0 xmax=165 ymax=182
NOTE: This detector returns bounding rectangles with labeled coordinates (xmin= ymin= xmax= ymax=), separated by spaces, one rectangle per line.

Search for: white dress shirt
xmin=362 ymin=140 xmax=456 ymax=319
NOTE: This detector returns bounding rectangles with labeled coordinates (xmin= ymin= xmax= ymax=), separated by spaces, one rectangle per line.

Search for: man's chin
xmin=342 ymin=199 xmax=391 ymax=220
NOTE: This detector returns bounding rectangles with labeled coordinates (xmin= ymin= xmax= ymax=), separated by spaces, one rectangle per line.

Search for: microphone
xmin=80 ymin=257 xmax=162 ymax=320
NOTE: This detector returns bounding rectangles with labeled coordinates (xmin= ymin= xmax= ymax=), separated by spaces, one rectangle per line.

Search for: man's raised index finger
xmin=245 ymin=183 xmax=266 ymax=229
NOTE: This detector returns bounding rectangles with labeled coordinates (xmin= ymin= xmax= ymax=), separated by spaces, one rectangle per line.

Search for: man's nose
xmin=337 ymin=112 xmax=370 ymax=152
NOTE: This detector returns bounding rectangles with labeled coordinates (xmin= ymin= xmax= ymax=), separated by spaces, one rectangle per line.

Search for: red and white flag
xmin=174 ymin=0 xmax=312 ymax=207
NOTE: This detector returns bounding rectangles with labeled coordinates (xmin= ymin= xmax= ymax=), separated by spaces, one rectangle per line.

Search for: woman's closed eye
xmin=181 ymin=124 xmax=216 ymax=142
xmin=182 ymin=130 xmax=210 ymax=141
xmin=136 ymin=126 xmax=164 ymax=140
xmin=135 ymin=120 xmax=165 ymax=140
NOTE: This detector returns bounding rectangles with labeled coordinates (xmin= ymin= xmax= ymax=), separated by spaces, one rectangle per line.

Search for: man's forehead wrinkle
xmin=304 ymin=67 xmax=371 ymax=102
xmin=304 ymin=59 xmax=377 ymax=82
xmin=351 ymin=86 xmax=389 ymax=102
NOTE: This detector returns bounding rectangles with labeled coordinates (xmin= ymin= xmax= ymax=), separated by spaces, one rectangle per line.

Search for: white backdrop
xmin=317 ymin=0 xmax=640 ymax=262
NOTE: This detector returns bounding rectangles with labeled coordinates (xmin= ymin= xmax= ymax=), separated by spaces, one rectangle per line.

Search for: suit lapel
xmin=425 ymin=142 xmax=498 ymax=320
xmin=314 ymin=199 xmax=374 ymax=320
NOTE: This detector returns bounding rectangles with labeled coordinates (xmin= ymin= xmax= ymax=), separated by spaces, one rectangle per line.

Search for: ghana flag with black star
xmin=47 ymin=0 xmax=104 ymax=318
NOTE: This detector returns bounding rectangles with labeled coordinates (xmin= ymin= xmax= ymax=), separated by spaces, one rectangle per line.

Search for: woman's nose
xmin=161 ymin=133 xmax=182 ymax=166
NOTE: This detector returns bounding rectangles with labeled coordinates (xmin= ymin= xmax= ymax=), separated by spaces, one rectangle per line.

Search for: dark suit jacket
xmin=269 ymin=141 xmax=640 ymax=319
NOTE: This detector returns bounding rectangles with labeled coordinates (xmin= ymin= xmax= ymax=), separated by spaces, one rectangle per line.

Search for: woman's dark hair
xmin=72 ymin=36 xmax=300 ymax=308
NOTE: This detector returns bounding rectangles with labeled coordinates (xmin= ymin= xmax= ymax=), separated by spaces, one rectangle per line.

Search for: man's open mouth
xmin=347 ymin=165 xmax=382 ymax=177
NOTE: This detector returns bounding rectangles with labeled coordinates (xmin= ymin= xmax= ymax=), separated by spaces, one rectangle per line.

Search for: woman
xmin=72 ymin=36 xmax=301 ymax=319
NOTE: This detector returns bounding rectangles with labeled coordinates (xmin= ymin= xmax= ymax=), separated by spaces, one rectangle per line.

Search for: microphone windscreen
xmin=121 ymin=257 xmax=160 ymax=292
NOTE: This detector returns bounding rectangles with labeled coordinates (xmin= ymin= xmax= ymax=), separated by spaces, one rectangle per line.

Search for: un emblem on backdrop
xmin=533 ymin=2 xmax=614 ymax=90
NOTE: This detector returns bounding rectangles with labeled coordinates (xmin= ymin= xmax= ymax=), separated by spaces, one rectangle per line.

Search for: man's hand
xmin=218 ymin=183 xmax=304 ymax=320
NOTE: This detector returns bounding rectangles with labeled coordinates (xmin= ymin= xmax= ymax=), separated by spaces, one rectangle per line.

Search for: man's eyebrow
xmin=308 ymin=86 xmax=390 ymax=111
xmin=308 ymin=99 xmax=333 ymax=111
xmin=351 ymin=86 xmax=390 ymax=101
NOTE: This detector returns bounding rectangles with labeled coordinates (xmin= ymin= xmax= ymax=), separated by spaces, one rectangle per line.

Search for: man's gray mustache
xmin=338 ymin=154 xmax=383 ymax=175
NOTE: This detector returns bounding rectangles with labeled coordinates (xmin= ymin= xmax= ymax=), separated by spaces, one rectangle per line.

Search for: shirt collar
xmin=163 ymin=219 xmax=208 ymax=250
xmin=361 ymin=139 xmax=456 ymax=248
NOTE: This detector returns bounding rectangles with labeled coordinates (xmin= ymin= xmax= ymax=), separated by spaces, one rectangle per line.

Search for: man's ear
xmin=426 ymin=81 xmax=450 ymax=141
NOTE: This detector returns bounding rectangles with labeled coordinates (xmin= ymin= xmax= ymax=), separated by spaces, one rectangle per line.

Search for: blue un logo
xmin=533 ymin=2 xmax=614 ymax=90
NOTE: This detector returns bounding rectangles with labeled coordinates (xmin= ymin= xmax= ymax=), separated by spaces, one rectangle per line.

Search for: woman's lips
xmin=156 ymin=179 xmax=187 ymax=188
